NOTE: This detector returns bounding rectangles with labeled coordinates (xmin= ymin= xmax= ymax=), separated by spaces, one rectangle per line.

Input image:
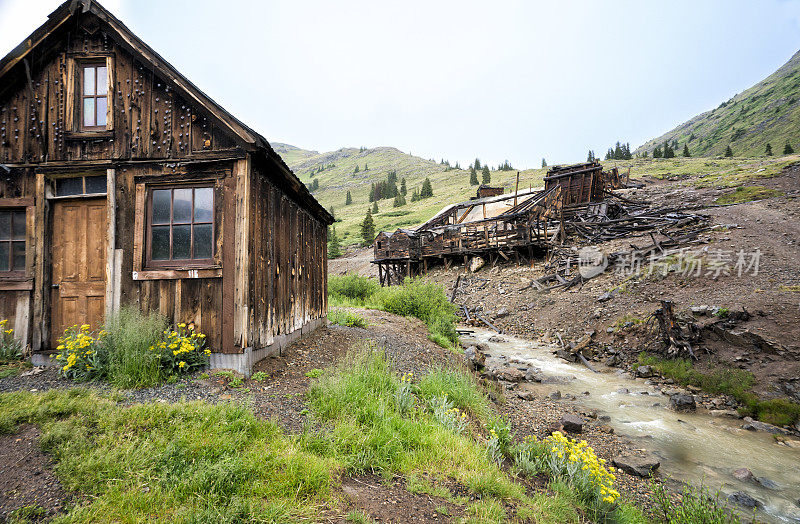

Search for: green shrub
xmin=54 ymin=324 xmax=108 ymax=381
xmin=328 ymin=274 xmax=380 ymax=304
xmin=327 ymin=308 xmax=368 ymax=328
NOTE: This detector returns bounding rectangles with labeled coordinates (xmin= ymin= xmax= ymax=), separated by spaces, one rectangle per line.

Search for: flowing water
xmin=464 ymin=330 xmax=800 ymax=523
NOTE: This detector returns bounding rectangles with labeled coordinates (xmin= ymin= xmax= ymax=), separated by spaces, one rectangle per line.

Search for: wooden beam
xmin=104 ymin=168 xmax=116 ymax=319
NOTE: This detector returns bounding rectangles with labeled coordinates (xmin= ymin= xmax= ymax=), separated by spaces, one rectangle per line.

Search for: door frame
xmin=32 ymin=168 xmax=117 ymax=350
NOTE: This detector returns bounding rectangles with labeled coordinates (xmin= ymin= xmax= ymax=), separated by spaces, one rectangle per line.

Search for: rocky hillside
xmin=637 ymin=49 xmax=800 ymax=158
xmin=274 ymin=143 xmax=548 ymax=246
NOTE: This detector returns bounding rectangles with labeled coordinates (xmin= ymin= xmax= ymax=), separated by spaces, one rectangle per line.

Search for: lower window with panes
xmin=0 ymin=210 xmax=26 ymax=274
xmin=146 ymin=186 xmax=214 ymax=268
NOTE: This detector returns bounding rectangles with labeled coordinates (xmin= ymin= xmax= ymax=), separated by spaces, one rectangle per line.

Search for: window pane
xmin=96 ymin=97 xmax=107 ymax=127
xmin=0 ymin=213 xmax=9 ymax=240
xmin=83 ymin=66 xmax=95 ymax=95
xmin=12 ymin=241 xmax=25 ymax=270
xmin=96 ymin=66 xmax=107 ymax=95
xmin=194 ymin=187 xmax=213 ymax=222
xmin=12 ymin=211 xmax=25 ymax=239
xmin=0 ymin=243 xmax=8 ymax=271
xmin=193 ymin=224 xmax=212 ymax=259
xmin=172 ymin=225 xmax=190 ymax=259
xmin=85 ymin=175 xmax=107 ymax=194
xmin=172 ymin=188 xmax=192 ymax=223
xmin=151 ymin=225 xmax=170 ymax=260
xmin=56 ymin=177 xmax=83 ymax=196
xmin=83 ymin=98 xmax=95 ymax=127
xmin=152 ymin=190 xmax=171 ymax=224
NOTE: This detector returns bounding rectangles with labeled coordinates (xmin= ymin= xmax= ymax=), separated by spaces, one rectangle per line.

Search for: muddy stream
xmin=463 ymin=330 xmax=800 ymax=523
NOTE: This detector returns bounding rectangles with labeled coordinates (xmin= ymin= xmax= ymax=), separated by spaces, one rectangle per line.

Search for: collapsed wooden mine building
xmin=373 ymin=161 xmax=632 ymax=285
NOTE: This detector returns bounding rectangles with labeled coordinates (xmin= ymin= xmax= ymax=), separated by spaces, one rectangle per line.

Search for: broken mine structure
xmin=372 ymin=161 xmax=631 ymax=285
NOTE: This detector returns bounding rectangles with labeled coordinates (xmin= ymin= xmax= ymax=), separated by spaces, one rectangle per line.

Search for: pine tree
xmin=420 ymin=178 xmax=433 ymax=198
xmin=683 ymin=144 xmax=691 ymax=157
xmin=327 ymin=226 xmax=342 ymax=259
xmin=400 ymin=178 xmax=407 ymax=195
xmin=542 ymin=158 xmax=547 ymax=168
xmin=410 ymin=188 xmax=420 ymax=202
xmin=765 ymin=143 xmax=773 ymax=156
xmin=613 ymin=141 xmax=622 ymax=160
xmin=393 ymin=193 xmax=406 ymax=207
xmin=724 ymin=145 xmax=733 ymax=157
xmin=784 ymin=142 xmax=794 ymax=155
xmin=360 ymin=211 xmax=375 ymax=247
xmin=653 ymin=146 xmax=663 ymax=158
xmin=469 ymin=168 xmax=479 ymax=185
xmin=372 ymin=201 xmax=378 ymax=213
xmin=345 ymin=190 xmax=352 ymax=205
xmin=474 ymin=158 xmax=481 ymax=171
xmin=364 ymin=163 xmax=368 ymax=171
xmin=481 ymin=165 xmax=491 ymax=185
xmin=624 ymin=143 xmax=632 ymax=160
xmin=587 ymin=150 xmax=595 ymax=162
xmin=354 ymin=164 xmax=360 ymax=174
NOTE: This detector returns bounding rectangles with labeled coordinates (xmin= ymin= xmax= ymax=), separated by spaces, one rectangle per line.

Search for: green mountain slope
xmin=275 ymin=144 xmax=548 ymax=246
xmin=637 ymin=49 xmax=800 ymax=157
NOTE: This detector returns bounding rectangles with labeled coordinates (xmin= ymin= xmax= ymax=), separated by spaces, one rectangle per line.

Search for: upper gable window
xmin=81 ymin=63 xmax=108 ymax=129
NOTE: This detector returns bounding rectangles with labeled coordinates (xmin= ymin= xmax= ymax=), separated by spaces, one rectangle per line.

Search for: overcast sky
xmin=2 ymin=0 xmax=799 ymax=167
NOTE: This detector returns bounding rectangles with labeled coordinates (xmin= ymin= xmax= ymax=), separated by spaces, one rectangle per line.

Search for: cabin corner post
xmin=105 ymin=168 xmax=118 ymax=318
xmin=32 ymin=172 xmax=50 ymax=352
xmin=233 ymin=154 xmax=251 ymax=351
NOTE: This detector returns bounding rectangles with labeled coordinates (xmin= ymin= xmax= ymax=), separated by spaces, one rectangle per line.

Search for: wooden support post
xmin=105 ymin=168 xmax=117 ymax=319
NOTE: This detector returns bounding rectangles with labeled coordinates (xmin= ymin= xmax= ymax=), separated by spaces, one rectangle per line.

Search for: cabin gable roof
xmin=0 ymin=0 xmax=332 ymax=223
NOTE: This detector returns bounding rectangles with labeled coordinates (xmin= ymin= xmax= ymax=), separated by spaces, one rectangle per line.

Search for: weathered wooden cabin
xmin=0 ymin=0 xmax=333 ymax=374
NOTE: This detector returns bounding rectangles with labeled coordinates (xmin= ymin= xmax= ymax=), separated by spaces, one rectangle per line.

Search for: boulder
xmin=756 ymin=477 xmax=779 ymax=490
xmin=495 ymin=366 xmax=525 ymax=382
xmin=612 ymin=454 xmax=661 ymax=478
xmin=669 ymin=393 xmax=696 ymax=412
xmin=690 ymin=305 xmax=710 ymax=316
xmin=597 ymin=424 xmax=615 ymax=434
xmin=597 ymin=291 xmax=615 ymax=302
xmin=727 ymin=491 xmax=761 ymax=509
xmin=517 ymin=390 xmax=535 ymax=401
xmin=741 ymin=416 xmax=790 ymax=435
xmin=469 ymin=256 xmax=486 ymax=273
xmin=635 ymin=365 xmax=653 ymax=378
xmin=463 ymin=345 xmax=486 ymax=371
xmin=732 ymin=468 xmax=754 ymax=482
xmin=488 ymin=335 xmax=507 ymax=343
xmin=495 ymin=307 xmax=510 ymax=318
xmin=616 ymin=388 xmax=629 ymax=395
xmin=549 ymin=391 xmax=562 ymax=400
xmin=560 ymin=414 xmax=584 ymax=433
xmin=605 ymin=354 xmax=620 ymax=367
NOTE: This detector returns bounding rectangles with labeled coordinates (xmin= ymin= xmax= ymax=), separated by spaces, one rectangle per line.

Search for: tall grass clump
xmin=327 ymin=308 xmax=368 ymax=328
xmin=651 ymin=482 xmax=740 ymax=523
xmin=328 ymin=274 xmax=380 ymax=306
xmin=418 ymin=367 xmax=491 ymax=422
xmin=103 ymin=307 xmax=168 ymax=388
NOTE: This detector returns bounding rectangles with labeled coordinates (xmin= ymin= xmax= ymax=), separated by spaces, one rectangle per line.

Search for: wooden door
xmin=50 ymin=198 xmax=106 ymax=344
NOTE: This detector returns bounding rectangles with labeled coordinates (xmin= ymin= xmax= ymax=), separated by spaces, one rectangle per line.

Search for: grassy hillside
xmin=277 ymin=144 xmax=549 ymax=246
xmin=637 ymin=49 xmax=800 ymax=158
